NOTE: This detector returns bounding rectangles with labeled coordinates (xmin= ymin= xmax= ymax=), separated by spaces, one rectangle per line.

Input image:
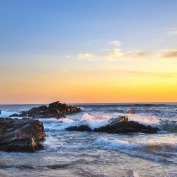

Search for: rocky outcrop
xmin=0 ymin=118 xmax=45 ymax=152
xmin=66 ymin=116 xmax=159 ymax=134
xmin=9 ymin=101 xmax=81 ymax=119
xmin=93 ymin=121 xmax=158 ymax=133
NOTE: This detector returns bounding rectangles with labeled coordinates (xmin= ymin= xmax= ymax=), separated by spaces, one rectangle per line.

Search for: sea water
xmin=0 ymin=103 xmax=177 ymax=177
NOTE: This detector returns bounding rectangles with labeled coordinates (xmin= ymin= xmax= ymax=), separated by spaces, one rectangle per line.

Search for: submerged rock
xmin=66 ymin=116 xmax=159 ymax=134
xmin=0 ymin=118 xmax=45 ymax=152
xmin=9 ymin=101 xmax=81 ymax=119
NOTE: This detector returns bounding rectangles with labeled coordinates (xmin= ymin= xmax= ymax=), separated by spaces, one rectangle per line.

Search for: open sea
xmin=1 ymin=103 xmax=177 ymax=177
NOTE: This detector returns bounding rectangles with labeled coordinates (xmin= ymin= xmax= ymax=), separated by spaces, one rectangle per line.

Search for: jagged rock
xmin=49 ymin=101 xmax=60 ymax=109
xmin=0 ymin=118 xmax=45 ymax=152
xmin=38 ymin=105 xmax=48 ymax=111
xmin=9 ymin=101 xmax=81 ymax=119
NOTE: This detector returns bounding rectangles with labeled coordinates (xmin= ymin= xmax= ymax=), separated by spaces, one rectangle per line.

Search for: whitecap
xmin=40 ymin=118 xmax=77 ymax=131
xmin=128 ymin=114 xmax=160 ymax=127
xmin=0 ymin=111 xmax=19 ymax=118
xmin=94 ymin=138 xmax=177 ymax=152
xmin=79 ymin=113 xmax=109 ymax=130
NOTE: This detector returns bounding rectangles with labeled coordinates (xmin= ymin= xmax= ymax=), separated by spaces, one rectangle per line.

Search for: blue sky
xmin=1 ymin=0 xmax=177 ymax=56
xmin=0 ymin=0 xmax=177 ymax=103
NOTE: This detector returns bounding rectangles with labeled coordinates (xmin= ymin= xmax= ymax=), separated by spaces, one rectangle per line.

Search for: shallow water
xmin=1 ymin=103 xmax=177 ymax=176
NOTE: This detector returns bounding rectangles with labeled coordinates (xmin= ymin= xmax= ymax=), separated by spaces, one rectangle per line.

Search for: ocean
xmin=0 ymin=103 xmax=177 ymax=177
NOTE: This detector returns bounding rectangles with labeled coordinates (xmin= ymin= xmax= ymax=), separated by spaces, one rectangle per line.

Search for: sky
xmin=0 ymin=0 xmax=177 ymax=104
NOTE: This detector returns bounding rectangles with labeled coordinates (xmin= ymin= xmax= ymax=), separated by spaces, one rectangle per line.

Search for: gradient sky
xmin=0 ymin=0 xmax=177 ymax=104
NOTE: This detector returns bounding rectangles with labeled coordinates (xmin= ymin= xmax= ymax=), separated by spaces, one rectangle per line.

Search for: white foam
xmin=79 ymin=113 xmax=109 ymax=130
xmin=80 ymin=107 xmax=85 ymax=110
xmin=0 ymin=111 xmax=19 ymax=118
xmin=93 ymin=137 xmax=177 ymax=162
xmin=94 ymin=138 xmax=143 ymax=150
xmin=40 ymin=113 xmax=109 ymax=131
xmin=41 ymin=112 xmax=160 ymax=132
xmin=40 ymin=118 xmax=77 ymax=131
xmin=94 ymin=138 xmax=177 ymax=151
xmin=128 ymin=114 xmax=160 ymax=127
xmin=77 ymin=112 xmax=160 ymax=129
xmin=77 ymin=113 xmax=160 ymax=130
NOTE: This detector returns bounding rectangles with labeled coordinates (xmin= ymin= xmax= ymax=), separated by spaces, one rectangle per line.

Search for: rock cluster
xmin=0 ymin=118 xmax=45 ymax=152
xmin=66 ymin=116 xmax=159 ymax=134
xmin=10 ymin=101 xmax=81 ymax=119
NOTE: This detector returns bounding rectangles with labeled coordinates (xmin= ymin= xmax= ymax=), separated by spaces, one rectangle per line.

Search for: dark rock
xmin=0 ymin=118 xmax=45 ymax=152
xmin=66 ymin=125 xmax=92 ymax=131
xmin=66 ymin=120 xmax=159 ymax=134
xmin=56 ymin=114 xmax=66 ymax=119
xmin=38 ymin=105 xmax=48 ymax=111
xmin=19 ymin=112 xmax=27 ymax=117
xmin=9 ymin=113 xmax=20 ymax=117
xmin=94 ymin=121 xmax=158 ymax=134
xmin=46 ymin=164 xmax=69 ymax=169
xmin=49 ymin=101 xmax=60 ymax=109
xmin=29 ymin=107 xmax=38 ymax=113
xmin=48 ymin=107 xmax=57 ymax=114
xmin=8 ymin=101 xmax=81 ymax=119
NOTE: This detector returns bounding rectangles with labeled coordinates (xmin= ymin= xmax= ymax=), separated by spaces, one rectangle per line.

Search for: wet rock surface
xmin=66 ymin=117 xmax=159 ymax=134
xmin=0 ymin=118 xmax=45 ymax=152
xmin=9 ymin=101 xmax=81 ymax=119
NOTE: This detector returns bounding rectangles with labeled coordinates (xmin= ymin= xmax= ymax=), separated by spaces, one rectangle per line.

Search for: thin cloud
xmin=161 ymin=50 xmax=177 ymax=59
xmin=133 ymin=51 xmax=148 ymax=59
xmin=161 ymin=27 xmax=177 ymax=35
xmin=168 ymin=30 xmax=177 ymax=35
xmin=107 ymin=48 xmax=124 ymax=60
xmin=78 ymin=53 xmax=94 ymax=61
xmin=125 ymin=51 xmax=132 ymax=55
xmin=110 ymin=41 xmax=121 ymax=46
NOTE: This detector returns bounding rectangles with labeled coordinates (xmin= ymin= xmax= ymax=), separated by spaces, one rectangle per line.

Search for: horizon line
xmin=0 ymin=101 xmax=177 ymax=105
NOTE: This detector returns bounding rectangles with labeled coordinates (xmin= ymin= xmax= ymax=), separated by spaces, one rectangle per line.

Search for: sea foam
xmin=79 ymin=113 xmax=109 ymax=130
xmin=0 ymin=111 xmax=19 ymax=118
xmin=41 ymin=112 xmax=160 ymax=132
xmin=94 ymin=138 xmax=177 ymax=152
xmin=40 ymin=118 xmax=77 ymax=131
xmin=128 ymin=114 xmax=160 ymax=127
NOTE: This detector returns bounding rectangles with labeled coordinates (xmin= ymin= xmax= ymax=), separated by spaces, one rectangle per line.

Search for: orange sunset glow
xmin=0 ymin=1 xmax=177 ymax=104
